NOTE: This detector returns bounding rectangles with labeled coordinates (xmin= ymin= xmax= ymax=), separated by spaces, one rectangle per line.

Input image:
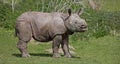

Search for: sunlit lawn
xmin=0 ymin=29 xmax=120 ymax=64
xmin=101 ymin=0 xmax=120 ymax=11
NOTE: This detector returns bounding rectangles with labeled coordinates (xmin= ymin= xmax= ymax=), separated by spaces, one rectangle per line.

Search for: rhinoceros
xmin=15 ymin=8 xmax=87 ymax=58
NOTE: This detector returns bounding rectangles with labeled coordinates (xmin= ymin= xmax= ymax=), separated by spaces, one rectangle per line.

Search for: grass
xmin=101 ymin=0 xmax=120 ymax=11
xmin=0 ymin=29 xmax=120 ymax=64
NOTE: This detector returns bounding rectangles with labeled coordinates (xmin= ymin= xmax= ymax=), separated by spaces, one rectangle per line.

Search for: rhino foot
xmin=22 ymin=54 xmax=30 ymax=58
xmin=53 ymin=53 xmax=61 ymax=58
xmin=64 ymin=54 xmax=72 ymax=58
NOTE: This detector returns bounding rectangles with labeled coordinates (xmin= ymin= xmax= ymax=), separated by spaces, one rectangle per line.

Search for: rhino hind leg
xmin=17 ymin=40 xmax=30 ymax=58
xmin=16 ymin=22 xmax=32 ymax=58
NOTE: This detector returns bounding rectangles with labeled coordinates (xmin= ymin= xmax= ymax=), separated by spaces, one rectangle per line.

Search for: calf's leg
xmin=52 ymin=35 xmax=62 ymax=58
xmin=16 ymin=21 xmax=32 ymax=58
xmin=61 ymin=35 xmax=72 ymax=58
xmin=17 ymin=40 xmax=30 ymax=58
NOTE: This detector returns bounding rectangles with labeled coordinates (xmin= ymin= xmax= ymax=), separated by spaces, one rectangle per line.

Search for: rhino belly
xmin=33 ymin=33 xmax=52 ymax=42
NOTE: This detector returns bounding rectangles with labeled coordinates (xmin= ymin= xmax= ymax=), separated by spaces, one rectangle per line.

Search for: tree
xmin=1 ymin=0 xmax=21 ymax=12
xmin=88 ymin=0 xmax=96 ymax=10
xmin=11 ymin=0 xmax=17 ymax=12
xmin=88 ymin=0 xmax=100 ymax=10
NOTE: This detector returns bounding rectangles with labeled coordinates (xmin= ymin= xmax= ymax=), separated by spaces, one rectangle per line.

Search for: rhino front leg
xmin=52 ymin=35 xmax=62 ymax=58
xmin=17 ymin=40 xmax=30 ymax=58
xmin=61 ymin=35 xmax=72 ymax=58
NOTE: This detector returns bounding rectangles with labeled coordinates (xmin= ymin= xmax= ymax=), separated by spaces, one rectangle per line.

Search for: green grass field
xmin=101 ymin=0 xmax=120 ymax=11
xmin=0 ymin=29 xmax=120 ymax=64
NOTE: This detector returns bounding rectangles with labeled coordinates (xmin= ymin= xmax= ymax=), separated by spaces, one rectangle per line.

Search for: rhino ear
xmin=68 ymin=8 xmax=72 ymax=16
xmin=61 ymin=9 xmax=72 ymax=21
xmin=77 ymin=8 xmax=84 ymax=15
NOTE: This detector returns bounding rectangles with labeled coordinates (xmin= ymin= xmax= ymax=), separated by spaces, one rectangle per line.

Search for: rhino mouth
xmin=79 ymin=25 xmax=88 ymax=32
xmin=76 ymin=27 xmax=87 ymax=32
xmin=81 ymin=28 xmax=88 ymax=32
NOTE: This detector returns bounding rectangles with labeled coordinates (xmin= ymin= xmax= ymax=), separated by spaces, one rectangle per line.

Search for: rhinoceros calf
xmin=15 ymin=8 xmax=87 ymax=58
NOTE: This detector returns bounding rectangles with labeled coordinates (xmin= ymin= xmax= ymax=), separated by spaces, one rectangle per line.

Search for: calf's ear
xmin=61 ymin=9 xmax=72 ymax=21
xmin=68 ymin=9 xmax=71 ymax=16
xmin=77 ymin=8 xmax=84 ymax=15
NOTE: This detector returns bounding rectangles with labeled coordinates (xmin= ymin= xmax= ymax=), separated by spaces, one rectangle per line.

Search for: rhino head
xmin=62 ymin=8 xmax=87 ymax=32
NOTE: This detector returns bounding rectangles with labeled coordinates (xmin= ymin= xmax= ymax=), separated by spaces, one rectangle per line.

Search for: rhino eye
xmin=75 ymin=22 xmax=77 ymax=24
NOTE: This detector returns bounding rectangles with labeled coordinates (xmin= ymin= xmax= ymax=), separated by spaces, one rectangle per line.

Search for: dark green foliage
xmin=0 ymin=2 xmax=10 ymax=28
xmin=0 ymin=2 xmax=19 ymax=29
xmin=81 ymin=9 xmax=120 ymax=38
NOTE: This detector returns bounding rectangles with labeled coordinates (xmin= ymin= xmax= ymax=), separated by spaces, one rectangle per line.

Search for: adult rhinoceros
xmin=15 ymin=8 xmax=87 ymax=58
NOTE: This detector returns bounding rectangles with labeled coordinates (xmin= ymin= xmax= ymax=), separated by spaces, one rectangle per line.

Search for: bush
xmin=81 ymin=9 xmax=120 ymax=38
xmin=0 ymin=3 xmax=9 ymax=28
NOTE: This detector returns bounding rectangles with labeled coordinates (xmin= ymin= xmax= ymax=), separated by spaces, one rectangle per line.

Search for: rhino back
xmin=16 ymin=12 xmax=67 ymax=42
xmin=49 ymin=13 xmax=67 ymax=38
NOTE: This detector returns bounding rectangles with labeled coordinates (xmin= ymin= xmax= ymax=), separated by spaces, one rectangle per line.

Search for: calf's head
xmin=63 ymin=8 xmax=87 ymax=32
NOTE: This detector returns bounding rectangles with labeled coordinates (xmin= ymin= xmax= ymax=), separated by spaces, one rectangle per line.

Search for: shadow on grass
xmin=12 ymin=53 xmax=80 ymax=59
xmin=30 ymin=53 xmax=52 ymax=57
xmin=12 ymin=53 xmax=52 ymax=58
xmin=12 ymin=54 xmax=21 ymax=57
xmin=72 ymin=56 xmax=81 ymax=59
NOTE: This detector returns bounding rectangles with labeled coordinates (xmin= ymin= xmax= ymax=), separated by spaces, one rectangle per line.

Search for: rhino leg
xmin=16 ymin=21 xmax=32 ymax=58
xmin=17 ymin=40 xmax=30 ymax=58
xmin=52 ymin=35 xmax=62 ymax=58
xmin=61 ymin=35 xmax=72 ymax=58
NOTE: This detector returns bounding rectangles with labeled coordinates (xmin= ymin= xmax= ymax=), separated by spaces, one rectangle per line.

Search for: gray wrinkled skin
xmin=15 ymin=8 xmax=87 ymax=58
